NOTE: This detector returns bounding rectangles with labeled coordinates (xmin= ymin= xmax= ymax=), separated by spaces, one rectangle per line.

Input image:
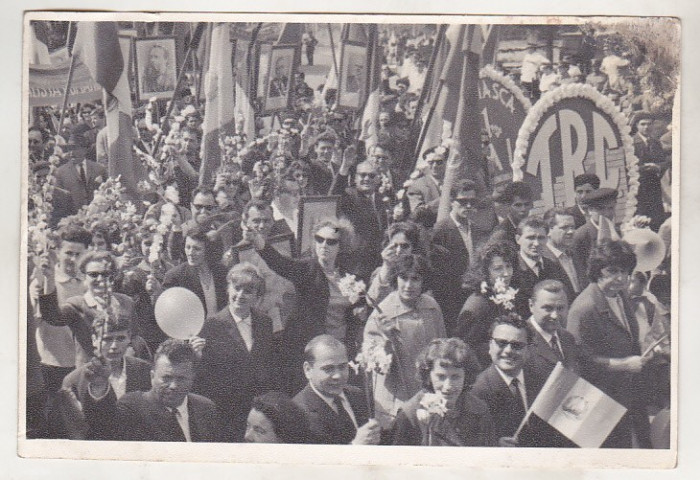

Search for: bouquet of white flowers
xmin=481 ymin=277 xmax=518 ymax=311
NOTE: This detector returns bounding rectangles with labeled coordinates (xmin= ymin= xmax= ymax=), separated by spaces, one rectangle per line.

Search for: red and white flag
xmin=73 ymin=21 xmax=141 ymax=199
xmin=199 ymin=22 xmax=236 ymax=186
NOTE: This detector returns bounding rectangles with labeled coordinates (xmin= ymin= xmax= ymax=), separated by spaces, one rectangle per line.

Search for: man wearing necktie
xmin=293 ymin=335 xmax=380 ymax=445
xmin=511 ymin=216 xmax=572 ymax=319
xmin=542 ymin=208 xmax=584 ymax=307
xmin=83 ymin=339 xmax=222 ymax=442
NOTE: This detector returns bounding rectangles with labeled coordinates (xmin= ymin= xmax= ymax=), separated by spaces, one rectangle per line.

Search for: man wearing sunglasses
xmin=431 ymin=179 xmax=492 ymax=336
xmin=471 ymin=313 xmax=547 ymax=446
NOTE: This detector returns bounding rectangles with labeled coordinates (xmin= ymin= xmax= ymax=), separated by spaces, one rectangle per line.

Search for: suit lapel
xmin=532 ymin=330 xmax=560 ymax=365
xmin=591 ymin=285 xmax=634 ymax=339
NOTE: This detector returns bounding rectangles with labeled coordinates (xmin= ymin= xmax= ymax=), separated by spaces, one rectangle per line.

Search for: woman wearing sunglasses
xmin=36 ymin=250 xmax=150 ymax=367
xmin=245 ymin=218 xmax=363 ymax=393
xmin=362 ymin=254 xmax=446 ymax=433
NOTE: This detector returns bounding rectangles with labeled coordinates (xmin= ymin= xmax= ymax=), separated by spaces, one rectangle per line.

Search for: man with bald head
xmin=294 ymin=335 xmax=379 ymax=445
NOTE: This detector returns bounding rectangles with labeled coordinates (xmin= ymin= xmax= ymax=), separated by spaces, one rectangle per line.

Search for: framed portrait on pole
xmin=134 ymin=36 xmax=178 ymax=102
xmin=337 ymin=42 xmax=369 ymax=110
xmin=296 ymin=195 xmax=340 ymax=256
xmin=262 ymin=44 xmax=296 ymax=114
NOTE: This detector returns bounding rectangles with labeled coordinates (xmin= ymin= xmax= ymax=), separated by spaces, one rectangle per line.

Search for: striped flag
xmin=359 ymin=24 xmax=382 ymax=151
xmin=529 ymin=362 xmax=627 ymax=448
xmin=73 ymin=22 xmax=141 ymax=200
xmin=199 ymin=22 xmax=236 ymax=186
xmin=232 ymin=38 xmax=256 ymax=143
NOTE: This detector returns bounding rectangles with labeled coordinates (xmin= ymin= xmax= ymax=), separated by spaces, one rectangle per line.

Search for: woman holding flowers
xmin=457 ymin=241 xmax=519 ymax=368
xmin=391 ymin=338 xmax=496 ymax=446
xmin=363 ymin=254 xmax=446 ymax=431
xmin=245 ymin=218 xmax=364 ymax=394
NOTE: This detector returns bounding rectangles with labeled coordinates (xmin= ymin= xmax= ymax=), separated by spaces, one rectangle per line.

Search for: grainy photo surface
xmin=19 ymin=12 xmax=679 ymax=468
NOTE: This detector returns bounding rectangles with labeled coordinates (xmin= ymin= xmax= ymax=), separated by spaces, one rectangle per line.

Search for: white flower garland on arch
xmin=479 ymin=64 xmax=533 ymax=112
xmin=512 ymin=83 xmax=640 ymax=222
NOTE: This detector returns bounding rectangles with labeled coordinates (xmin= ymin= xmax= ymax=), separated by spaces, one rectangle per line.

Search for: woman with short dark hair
xmin=391 ymin=338 xmax=496 ymax=446
xmin=245 ymin=391 xmax=311 ymax=444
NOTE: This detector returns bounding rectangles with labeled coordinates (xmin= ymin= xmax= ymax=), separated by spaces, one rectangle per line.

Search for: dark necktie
xmin=333 ymin=396 xmax=357 ymax=444
xmin=550 ymin=334 xmax=564 ymax=363
xmin=167 ymin=408 xmax=186 ymax=442
xmin=79 ymin=163 xmax=88 ymax=190
xmin=510 ymin=377 xmax=527 ymax=413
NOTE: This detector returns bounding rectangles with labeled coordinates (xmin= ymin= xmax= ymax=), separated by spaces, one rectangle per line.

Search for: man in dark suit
xmin=191 ymin=263 xmax=278 ymax=442
xmin=489 ymin=181 xmax=533 ymax=246
xmin=294 ymin=335 xmax=380 ymax=445
xmin=333 ymin=160 xmax=388 ymax=281
xmin=57 ymin=314 xmax=152 ymax=440
xmin=470 ymin=313 xmax=547 ymax=446
xmin=511 ymin=216 xmax=573 ymax=319
xmin=54 ymin=125 xmax=107 ymax=209
xmin=430 ymin=179 xmax=491 ymax=334
xmin=632 ymin=112 xmax=668 ymax=230
xmin=571 ymin=187 xmax=619 ymax=288
xmin=526 ymin=280 xmax=585 ymax=376
xmin=30 ymin=161 xmax=77 ymax=228
xmin=307 ymin=131 xmax=340 ymax=195
xmin=566 ymin=173 xmax=600 ymax=229
xmin=567 ymin=240 xmax=653 ymax=448
xmin=542 ymin=208 xmax=584 ymax=299
xmin=83 ymin=339 xmax=223 ymax=442
xmin=406 ymin=145 xmax=448 ymax=219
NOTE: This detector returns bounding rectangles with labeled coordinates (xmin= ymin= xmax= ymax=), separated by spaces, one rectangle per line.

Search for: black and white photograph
xmin=134 ymin=36 xmax=178 ymax=101
xmin=17 ymin=8 xmax=687 ymax=473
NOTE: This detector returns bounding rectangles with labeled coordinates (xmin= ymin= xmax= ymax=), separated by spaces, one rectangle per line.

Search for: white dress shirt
xmin=230 ymin=307 xmax=253 ymax=351
xmin=547 ymin=242 xmax=580 ymax=292
xmin=171 ymin=396 xmax=192 ymax=442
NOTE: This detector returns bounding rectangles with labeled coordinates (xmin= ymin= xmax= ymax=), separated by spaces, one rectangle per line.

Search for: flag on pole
xmin=233 ymin=39 xmax=256 ymax=143
xmin=199 ymin=23 xmax=236 ymax=186
xmin=73 ymin=22 xmax=141 ymax=200
xmin=529 ymin=362 xmax=627 ymax=448
xmin=359 ymin=24 xmax=382 ymax=151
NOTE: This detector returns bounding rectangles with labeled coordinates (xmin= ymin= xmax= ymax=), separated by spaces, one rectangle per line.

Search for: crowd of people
xmin=25 ymin=23 xmax=672 ymax=449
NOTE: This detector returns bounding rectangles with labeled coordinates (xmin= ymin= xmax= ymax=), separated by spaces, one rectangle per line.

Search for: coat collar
xmin=379 ymin=291 xmax=437 ymax=319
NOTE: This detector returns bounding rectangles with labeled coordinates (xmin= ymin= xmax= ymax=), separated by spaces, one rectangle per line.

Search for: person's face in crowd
xmin=186 ymin=115 xmax=200 ymax=130
xmin=303 ymin=342 xmax=349 ymax=397
xmin=628 ymin=275 xmax=646 ymax=298
xmin=426 ymin=153 xmax=447 ymax=181
xmin=191 ymin=192 xmax=216 ymax=225
xmin=406 ymin=100 xmax=419 ymax=120
xmin=381 ymin=66 xmax=391 ymax=80
xmin=244 ymin=408 xmax=280 ymax=443
xmin=228 ymin=280 xmax=259 ymax=318
xmin=589 ymin=200 xmax=616 ymax=223
xmin=292 ymin=169 xmax=309 ymax=189
xmin=597 ymin=265 xmax=630 ymax=297
xmin=369 ymin=146 xmax=392 ymax=171
xmin=430 ymin=362 xmax=466 ymax=409
xmin=68 ymin=145 xmax=88 ymax=164
xmin=244 ymin=205 xmax=274 ymax=238
xmin=397 ymin=271 xmax=423 ymax=305
xmin=314 ymin=140 xmax=335 ymax=164
xmin=354 ymin=163 xmax=379 ymax=195
xmin=517 ymin=225 xmax=547 ymax=261
xmin=489 ymin=323 xmax=529 ymax=376
xmin=184 ymin=236 xmax=207 ymax=268
xmin=488 ymin=255 xmax=514 ymax=288
xmin=33 ymin=167 xmax=50 ymax=186
xmin=28 ymin=130 xmax=44 ymax=156
xmin=84 ymin=260 xmax=113 ymax=298
xmin=637 ymin=118 xmax=652 ymax=137
xmin=91 ymin=112 xmax=105 ymax=130
xmin=451 ymin=189 xmax=478 ymax=224
xmin=397 ymin=83 xmax=407 ymax=94
xmin=149 ymin=46 xmax=168 ymax=74
xmin=278 ymin=179 xmax=301 ymax=208
xmin=91 ymin=233 xmax=109 ymax=252
xmin=548 ymin=214 xmax=576 ymax=250
xmin=58 ymin=240 xmax=86 ymax=278
xmin=509 ymin=195 xmax=533 ymax=224
xmin=151 ymin=356 xmax=195 ymax=408
xmin=314 ymin=226 xmax=340 ymax=266
xmin=574 ymin=182 xmax=595 ymax=207
xmin=216 ymin=189 xmax=231 ymax=209
xmin=80 ymin=108 xmax=93 ymax=125
xmin=378 ymin=112 xmax=391 ymax=129
xmin=92 ymin=328 xmax=131 ymax=363
xmin=181 ymin=131 xmax=200 ymax=157
xmin=389 ymin=232 xmax=413 ymax=257
xmin=529 ymin=289 xmax=569 ymax=334
xmin=140 ymin=236 xmax=153 ymax=258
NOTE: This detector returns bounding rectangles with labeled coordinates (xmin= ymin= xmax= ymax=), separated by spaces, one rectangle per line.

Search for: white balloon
xmin=154 ymin=287 xmax=205 ymax=340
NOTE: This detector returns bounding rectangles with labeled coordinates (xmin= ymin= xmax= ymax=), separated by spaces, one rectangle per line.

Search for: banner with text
xmin=28 ymin=58 xmax=102 ymax=107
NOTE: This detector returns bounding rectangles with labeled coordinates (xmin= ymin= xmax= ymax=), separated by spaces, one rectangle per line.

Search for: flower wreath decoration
xmin=479 ymin=64 xmax=533 ymax=112
xmin=512 ymin=83 xmax=641 ymax=222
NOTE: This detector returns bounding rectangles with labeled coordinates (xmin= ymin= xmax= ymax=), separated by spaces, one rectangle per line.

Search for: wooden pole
xmin=57 ymin=22 xmax=76 ymax=136
xmin=327 ymin=23 xmax=340 ymax=81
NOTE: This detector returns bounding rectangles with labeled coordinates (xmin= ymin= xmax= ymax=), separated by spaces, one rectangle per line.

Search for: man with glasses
xmin=471 ymin=313 xmax=547 ymax=446
xmin=406 ymin=145 xmax=448 ymax=219
xmin=431 ymin=179 xmax=491 ymax=335
xmin=542 ymin=208 xmax=583 ymax=299
xmin=567 ymin=239 xmax=653 ymax=448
